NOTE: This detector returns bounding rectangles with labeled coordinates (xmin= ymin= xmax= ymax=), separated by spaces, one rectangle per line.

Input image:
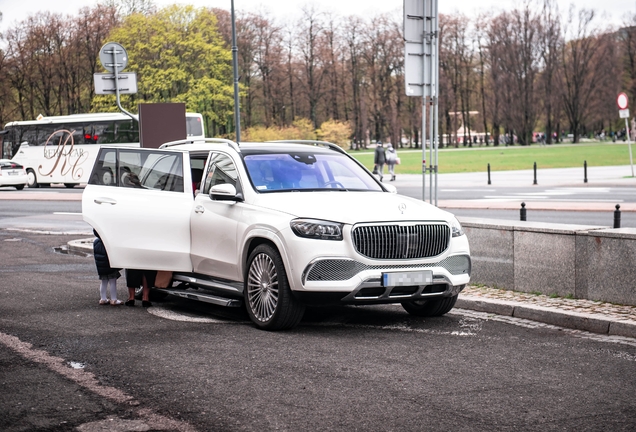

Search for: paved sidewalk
xmin=458 ymin=285 xmax=636 ymax=339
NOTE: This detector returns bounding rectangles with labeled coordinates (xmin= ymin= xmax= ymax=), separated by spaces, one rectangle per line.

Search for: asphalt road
xmin=1 ymin=231 xmax=636 ymax=431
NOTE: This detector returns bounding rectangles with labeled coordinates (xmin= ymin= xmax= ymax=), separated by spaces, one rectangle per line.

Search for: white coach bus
xmin=3 ymin=112 xmax=205 ymax=188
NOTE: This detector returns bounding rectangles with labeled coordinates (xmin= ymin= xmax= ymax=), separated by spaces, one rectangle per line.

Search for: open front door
xmin=82 ymin=147 xmax=194 ymax=271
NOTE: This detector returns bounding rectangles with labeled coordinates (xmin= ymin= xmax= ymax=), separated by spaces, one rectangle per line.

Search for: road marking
xmin=147 ymin=306 xmax=231 ymax=323
xmin=452 ymin=309 xmax=636 ymax=348
xmin=0 ymin=331 xmax=197 ymax=432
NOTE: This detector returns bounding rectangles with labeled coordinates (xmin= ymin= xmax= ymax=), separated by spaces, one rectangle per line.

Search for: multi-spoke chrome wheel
xmin=244 ymin=244 xmax=305 ymax=330
xmin=247 ymin=252 xmax=279 ymax=322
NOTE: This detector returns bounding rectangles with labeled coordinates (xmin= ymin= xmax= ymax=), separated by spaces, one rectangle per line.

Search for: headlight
xmin=450 ymin=216 xmax=465 ymax=237
xmin=290 ymin=218 xmax=344 ymax=240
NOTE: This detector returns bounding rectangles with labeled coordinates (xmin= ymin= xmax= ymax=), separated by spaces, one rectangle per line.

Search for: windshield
xmin=243 ymin=152 xmax=383 ymax=192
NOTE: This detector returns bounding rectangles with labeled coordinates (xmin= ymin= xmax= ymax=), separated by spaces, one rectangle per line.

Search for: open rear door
xmin=82 ymin=147 xmax=194 ymax=271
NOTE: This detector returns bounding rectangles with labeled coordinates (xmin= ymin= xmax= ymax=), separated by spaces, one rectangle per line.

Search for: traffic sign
xmin=620 ymin=109 xmax=630 ymax=119
xmin=99 ymin=42 xmax=128 ymax=73
xmin=617 ymin=92 xmax=629 ymax=110
xmin=93 ymin=72 xmax=138 ymax=95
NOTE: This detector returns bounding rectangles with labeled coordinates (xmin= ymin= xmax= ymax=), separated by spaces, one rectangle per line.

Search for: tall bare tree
xmin=561 ymin=7 xmax=609 ymax=142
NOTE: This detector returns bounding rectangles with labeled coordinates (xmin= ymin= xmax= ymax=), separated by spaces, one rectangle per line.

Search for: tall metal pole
xmin=110 ymin=48 xmax=137 ymax=122
xmin=432 ymin=0 xmax=439 ymax=206
xmin=231 ymin=0 xmax=241 ymax=142
xmin=422 ymin=84 xmax=427 ymax=201
xmin=625 ymin=117 xmax=634 ymax=177
xmin=421 ymin=21 xmax=427 ymax=202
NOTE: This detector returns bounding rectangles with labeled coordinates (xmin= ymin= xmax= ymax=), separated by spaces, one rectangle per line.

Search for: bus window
xmin=186 ymin=115 xmax=204 ymax=138
xmin=115 ymin=120 xmax=139 ymax=143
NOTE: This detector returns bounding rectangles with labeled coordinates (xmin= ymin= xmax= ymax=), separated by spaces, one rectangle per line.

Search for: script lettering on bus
xmin=38 ymin=129 xmax=89 ymax=180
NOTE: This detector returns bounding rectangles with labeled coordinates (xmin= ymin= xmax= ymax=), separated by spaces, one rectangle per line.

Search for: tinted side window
xmin=120 ymin=149 xmax=184 ymax=192
xmin=201 ymin=153 xmax=239 ymax=194
xmin=89 ymin=148 xmax=184 ymax=193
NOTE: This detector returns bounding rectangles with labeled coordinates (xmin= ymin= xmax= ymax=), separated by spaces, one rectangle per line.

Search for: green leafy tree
xmin=93 ymin=5 xmax=234 ymax=136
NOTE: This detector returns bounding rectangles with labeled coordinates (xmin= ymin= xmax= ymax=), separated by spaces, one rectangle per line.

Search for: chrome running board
xmin=159 ymin=288 xmax=242 ymax=307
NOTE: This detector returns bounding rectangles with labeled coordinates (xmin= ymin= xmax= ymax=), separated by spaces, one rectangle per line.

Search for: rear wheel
xmin=64 ymin=183 xmax=76 ymax=188
xmin=15 ymin=185 xmax=25 ymax=191
xmin=401 ymin=295 xmax=458 ymax=317
xmin=26 ymin=169 xmax=39 ymax=188
xmin=245 ymin=244 xmax=305 ymax=330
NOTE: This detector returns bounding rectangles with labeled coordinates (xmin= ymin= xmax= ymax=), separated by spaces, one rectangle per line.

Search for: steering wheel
xmin=322 ymin=180 xmax=345 ymax=189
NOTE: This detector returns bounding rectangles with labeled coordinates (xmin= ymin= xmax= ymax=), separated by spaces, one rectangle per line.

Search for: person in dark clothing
xmin=93 ymin=231 xmax=122 ymax=305
xmin=373 ymin=141 xmax=386 ymax=182
xmin=125 ymin=269 xmax=157 ymax=308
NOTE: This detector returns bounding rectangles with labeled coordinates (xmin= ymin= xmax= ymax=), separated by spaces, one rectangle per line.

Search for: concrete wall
xmin=458 ymin=217 xmax=636 ymax=306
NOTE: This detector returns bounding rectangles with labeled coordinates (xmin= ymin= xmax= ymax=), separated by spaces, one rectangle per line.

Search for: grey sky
xmin=0 ymin=0 xmax=634 ymax=34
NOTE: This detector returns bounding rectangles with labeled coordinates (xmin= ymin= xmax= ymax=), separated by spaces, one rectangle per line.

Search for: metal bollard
xmin=584 ymin=160 xmax=588 ymax=183
xmin=533 ymin=162 xmax=537 ymax=185
xmin=614 ymin=204 xmax=621 ymax=229
xmin=487 ymin=163 xmax=491 ymax=185
xmin=520 ymin=202 xmax=527 ymax=221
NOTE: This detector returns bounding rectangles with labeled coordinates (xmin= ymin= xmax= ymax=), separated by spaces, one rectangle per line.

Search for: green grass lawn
xmin=350 ymin=142 xmax=635 ymax=174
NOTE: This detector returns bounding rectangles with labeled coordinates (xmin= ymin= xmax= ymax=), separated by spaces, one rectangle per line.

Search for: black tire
xmin=64 ymin=183 xmax=76 ymax=188
xmin=401 ymin=295 xmax=458 ymax=317
xmin=244 ymin=244 xmax=305 ymax=330
xmin=26 ymin=169 xmax=39 ymax=188
xmin=15 ymin=184 xmax=25 ymax=191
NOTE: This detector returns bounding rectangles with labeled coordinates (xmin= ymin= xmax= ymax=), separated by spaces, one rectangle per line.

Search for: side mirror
xmin=210 ymin=183 xmax=243 ymax=202
xmin=383 ymin=183 xmax=398 ymax=194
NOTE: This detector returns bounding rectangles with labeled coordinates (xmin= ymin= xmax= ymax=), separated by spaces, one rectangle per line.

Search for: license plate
xmin=8 ymin=171 xmax=18 ymax=176
xmin=382 ymin=270 xmax=433 ymax=287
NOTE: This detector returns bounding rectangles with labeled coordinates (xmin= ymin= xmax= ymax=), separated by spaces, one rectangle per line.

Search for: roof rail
xmin=159 ymin=137 xmax=240 ymax=152
xmin=266 ymin=140 xmax=347 ymax=154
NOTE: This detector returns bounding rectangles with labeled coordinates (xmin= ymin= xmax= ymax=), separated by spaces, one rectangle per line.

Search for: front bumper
xmin=300 ymin=255 xmax=470 ymax=304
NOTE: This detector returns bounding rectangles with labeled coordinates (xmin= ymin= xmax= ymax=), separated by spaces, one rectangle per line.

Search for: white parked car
xmin=0 ymin=159 xmax=28 ymax=190
xmin=82 ymin=139 xmax=471 ymax=330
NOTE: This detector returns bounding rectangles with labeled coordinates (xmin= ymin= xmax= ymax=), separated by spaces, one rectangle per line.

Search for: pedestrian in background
xmin=385 ymin=143 xmax=398 ymax=181
xmin=93 ymin=231 xmax=122 ymax=306
xmin=373 ymin=141 xmax=386 ymax=182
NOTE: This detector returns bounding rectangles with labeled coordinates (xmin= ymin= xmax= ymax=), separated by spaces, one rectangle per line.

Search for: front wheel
xmin=245 ymin=244 xmax=305 ymax=330
xmin=401 ymin=295 xmax=458 ymax=317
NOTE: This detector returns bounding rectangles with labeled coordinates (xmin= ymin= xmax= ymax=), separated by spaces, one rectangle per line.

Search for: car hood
xmin=252 ymin=191 xmax=454 ymax=225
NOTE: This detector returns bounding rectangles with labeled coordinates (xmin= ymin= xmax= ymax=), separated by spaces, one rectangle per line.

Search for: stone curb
xmin=456 ymin=296 xmax=636 ymax=339
xmin=68 ymin=238 xmax=94 ymax=255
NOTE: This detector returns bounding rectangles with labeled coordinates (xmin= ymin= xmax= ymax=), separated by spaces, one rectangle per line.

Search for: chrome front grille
xmin=352 ymin=223 xmax=450 ymax=260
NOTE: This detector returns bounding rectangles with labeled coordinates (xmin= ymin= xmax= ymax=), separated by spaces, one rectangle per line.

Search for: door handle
xmin=94 ymin=198 xmax=117 ymax=205
xmin=194 ymin=205 xmax=205 ymax=214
